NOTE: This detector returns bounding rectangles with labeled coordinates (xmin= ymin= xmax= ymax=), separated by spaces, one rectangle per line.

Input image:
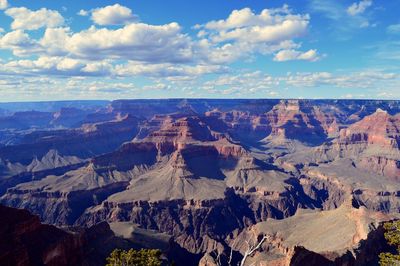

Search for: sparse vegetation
xmin=379 ymin=220 xmax=400 ymax=266
xmin=106 ymin=248 xmax=162 ymax=266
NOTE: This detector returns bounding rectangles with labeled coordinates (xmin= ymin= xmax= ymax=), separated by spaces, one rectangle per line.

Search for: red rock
xmin=0 ymin=204 xmax=84 ymax=266
xmin=339 ymin=109 xmax=400 ymax=149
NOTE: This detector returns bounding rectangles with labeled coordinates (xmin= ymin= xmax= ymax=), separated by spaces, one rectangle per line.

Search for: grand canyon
xmin=0 ymin=99 xmax=399 ymax=265
xmin=1 ymin=1 xmax=399 ymax=264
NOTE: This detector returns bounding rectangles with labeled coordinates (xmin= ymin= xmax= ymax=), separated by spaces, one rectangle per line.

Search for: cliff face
xmin=265 ymin=100 xmax=330 ymax=145
xmin=0 ymin=204 xmax=85 ymax=266
xmin=315 ymin=110 xmax=400 ymax=179
xmin=338 ymin=109 xmax=399 ymax=150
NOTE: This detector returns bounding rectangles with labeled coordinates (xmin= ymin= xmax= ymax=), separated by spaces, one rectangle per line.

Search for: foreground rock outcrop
xmin=0 ymin=204 xmax=180 ymax=266
xmin=0 ymin=204 xmax=85 ymax=266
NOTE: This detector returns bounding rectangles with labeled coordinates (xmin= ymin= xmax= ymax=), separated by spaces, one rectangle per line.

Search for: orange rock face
xmin=332 ymin=110 xmax=400 ymax=178
xmin=339 ymin=110 xmax=400 ymax=148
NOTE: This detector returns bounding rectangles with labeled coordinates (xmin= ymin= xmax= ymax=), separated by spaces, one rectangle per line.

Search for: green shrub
xmin=379 ymin=220 xmax=400 ymax=266
xmin=106 ymin=248 xmax=162 ymax=266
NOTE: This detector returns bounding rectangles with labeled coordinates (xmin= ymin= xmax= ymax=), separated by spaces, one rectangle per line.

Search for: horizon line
xmin=1 ymin=98 xmax=400 ymax=104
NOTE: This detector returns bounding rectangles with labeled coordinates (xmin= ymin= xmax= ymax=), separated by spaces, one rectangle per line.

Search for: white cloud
xmin=198 ymin=70 xmax=400 ymax=98
xmin=194 ymin=6 xmax=318 ymax=64
xmin=285 ymin=71 xmax=397 ymax=88
xmin=91 ymin=4 xmax=138 ymax=25
xmin=5 ymin=7 xmax=64 ymax=30
xmin=0 ymin=27 xmax=71 ymax=57
xmin=376 ymin=91 xmax=395 ymax=99
xmin=347 ymin=0 xmax=372 ymax=16
xmin=0 ymin=56 xmax=113 ymax=77
xmin=0 ymin=76 xmax=142 ymax=101
xmin=85 ymin=81 xmax=137 ymax=94
xmin=200 ymin=6 xmax=309 ymax=44
xmin=115 ymin=62 xmax=228 ymax=78
xmin=0 ymin=30 xmax=41 ymax=56
xmin=0 ymin=3 xmax=322 ymax=87
xmin=1 ymin=21 xmax=195 ymax=65
xmin=211 ymin=19 xmax=308 ymax=44
xmin=0 ymin=0 xmax=8 ymax=10
xmin=203 ymin=5 xmax=291 ymax=31
xmin=274 ymin=49 xmax=320 ymax=62
xmin=66 ymin=23 xmax=193 ymax=63
xmin=202 ymin=71 xmax=279 ymax=96
xmin=0 ymin=54 xmax=227 ymax=79
xmin=0 ymin=30 xmax=31 ymax=46
xmin=82 ymin=61 xmax=113 ymax=74
xmin=39 ymin=27 xmax=71 ymax=56
xmin=56 ymin=58 xmax=84 ymax=71
xmin=142 ymin=83 xmax=170 ymax=91
xmin=77 ymin=9 xmax=89 ymax=16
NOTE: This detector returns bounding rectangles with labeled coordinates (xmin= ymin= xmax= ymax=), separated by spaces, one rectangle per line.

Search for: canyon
xmin=0 ymin=99 xmax=399 ymax=265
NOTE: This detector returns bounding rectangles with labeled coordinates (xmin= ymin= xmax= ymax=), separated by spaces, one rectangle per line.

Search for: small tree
xmin=240 ymin=234 xmax=268 ymax=266
xmin=106 ymin=248 xmax=162 ymax=266
xmin=379 ymin=220 xmax=400 ymax=266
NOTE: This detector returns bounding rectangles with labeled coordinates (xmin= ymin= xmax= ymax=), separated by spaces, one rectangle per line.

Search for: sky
xmin=0 ymin=0 xmax=399 ymax=101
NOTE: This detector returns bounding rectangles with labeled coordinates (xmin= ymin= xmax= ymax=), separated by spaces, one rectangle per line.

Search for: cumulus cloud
xmin=0 ymin=30 xmax=30 ymax=47
xmin=0 ymin=27 xmax=72 ymax=57
xmin=0 ymin=4 xmax=319 ymax=67
xmin=5 ymin=7 xmax=64 ymax=30
xmin=212 ymin=19 xmax=308 ymax=44
xmin=347 ymin=0 xmax=372 ymax=16
xmin=200 ymin=6 xmax=309 ymax=44
xmin=203 ymin=5 xmax=291 ymax=30
xmin=0 ymin=0 xmax=8 ymax=10
xmin=194 ymin=6 xmax=318 ymax=64
xmin=1 ymin=22 xmax=195 ymax=64
xmin=66 ymin=23 xmax=193 ymax=63
xmin=274 ymin=49 xmax=320 ymax=62
xmin=91 ymin=4 xmax=138 ymax=25
xmin=0 ymin=30 xmax=41 ymax=56
xmin=39 ymin=27 xmax=70 ymax=56
xmin=0 ymin=3 xmax=322 ymax=90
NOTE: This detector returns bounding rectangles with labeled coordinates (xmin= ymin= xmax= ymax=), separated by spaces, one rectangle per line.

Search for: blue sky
xmin=0 ymin=0 xmax=399 ymax=101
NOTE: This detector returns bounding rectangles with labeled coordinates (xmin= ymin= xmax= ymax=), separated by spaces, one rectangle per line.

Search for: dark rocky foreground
xmin=0 ymin=204 xmax=198 ymax=266
xmin=0 ymin=204 xmax=117 ymax=266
